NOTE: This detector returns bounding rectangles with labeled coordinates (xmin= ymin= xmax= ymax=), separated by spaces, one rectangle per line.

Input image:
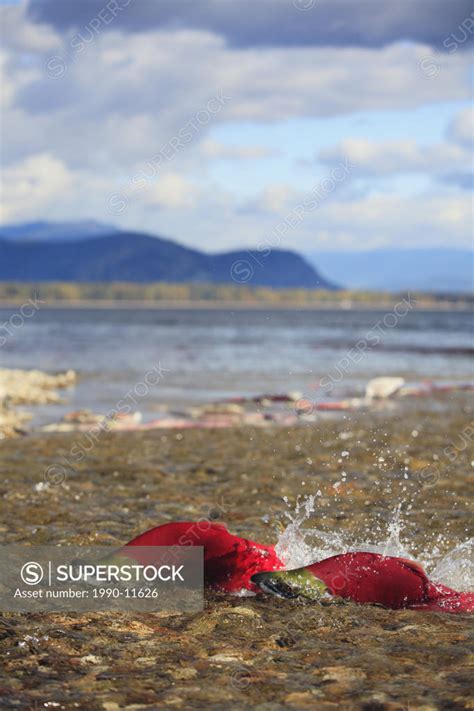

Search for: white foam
xmin=274 ymin=495 xmax=473 ymax=591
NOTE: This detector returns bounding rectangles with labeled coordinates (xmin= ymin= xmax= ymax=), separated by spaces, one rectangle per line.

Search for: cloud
xmin=254 ymin=189 xmax=473 ymax=251
xmin=448 ymin=106 xmax=474 ymax=146
xmin=244 ymin=184 xmax=294 ymax=214
xmin=319 ymin=137 xmax=471 ymax=178
xmin=313 ymin=193 xmax=472 ymax=248
xmin=2 ymin=150 xmax=472 ymax=253
xmin=0 ymin=153 xmax=74 ymax=222
xmin=2 ymin=21 xmax=471 ymax=175
xmin=1 ymin=2 xmax=472 ymax=255
xmin=223 ymin=174 xmax=472 ymax=251
xmin=440 ymin=172 xmax=473 ymax=190
xmin=317 ymin=109 xmax=473 ymax=190
xmin=1 ymin=2 xmax=57 ymax=52
xmin=27 ymin=0 xmax=474 ymax=50
xmin=143 ymin=173 xmax=200 ymax=209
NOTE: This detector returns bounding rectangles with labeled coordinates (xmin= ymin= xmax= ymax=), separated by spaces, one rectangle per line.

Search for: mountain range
xmin=0 ymin=225 xmax=334 ymax=289
xmin=1 ymin=222 xmax=471 ymax=292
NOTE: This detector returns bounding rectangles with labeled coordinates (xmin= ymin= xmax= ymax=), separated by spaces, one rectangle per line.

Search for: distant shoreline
xmin=0 ymin=281 xmax=472 ymax=311
xmin=0 ymin=298 xmax=472 ymax=311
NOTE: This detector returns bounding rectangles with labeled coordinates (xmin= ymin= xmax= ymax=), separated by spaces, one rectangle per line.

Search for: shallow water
xmin=0 ymin=396 xmax=472 ymax=709
xmin=1 ymin=306 xmax=473 ymax=425
xmin=275 ymin=499 xmax=473 ymax=592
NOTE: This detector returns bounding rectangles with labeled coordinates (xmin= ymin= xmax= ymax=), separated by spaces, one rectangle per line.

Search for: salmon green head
xmin=251 ymin=567 xmax=327 ymax=600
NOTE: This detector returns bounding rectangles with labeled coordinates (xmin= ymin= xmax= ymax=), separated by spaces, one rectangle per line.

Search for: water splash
xmin=275 ymin=493 xmax=365 ymax=568
xmin=380 ymin=503 xmax=412 ymax=559
xmin=430 ymin=538 xmax=473 ymax=591
xmin=275 ymin=495 xmax=473 ymax=591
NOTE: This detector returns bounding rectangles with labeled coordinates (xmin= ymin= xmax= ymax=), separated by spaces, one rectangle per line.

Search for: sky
xmin=0 ymin=0 xmax=473 ymax=253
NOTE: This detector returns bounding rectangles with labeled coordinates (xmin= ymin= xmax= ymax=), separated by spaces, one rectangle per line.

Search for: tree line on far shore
xmin=0 ymin=282 xmax=470 ymax=306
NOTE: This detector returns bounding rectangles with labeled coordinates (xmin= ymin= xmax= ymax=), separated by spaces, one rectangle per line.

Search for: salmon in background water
xmin=123 ymin=522 xmax=473 ymax=613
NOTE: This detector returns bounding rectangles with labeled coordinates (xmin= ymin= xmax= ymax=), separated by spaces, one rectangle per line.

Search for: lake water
xmin=0 ymin=306 xmax=472 ymax=424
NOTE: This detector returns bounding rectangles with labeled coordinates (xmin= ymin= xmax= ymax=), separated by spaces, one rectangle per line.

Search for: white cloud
xmin=143 ymin=173 xmax=200 ymax=209
xmin=124 ymin=186 xmax=473 ymax=253
xmin=0 ymin=4 xmax=472 ymax=255
xmin=3 ymin=152 xmax=469 ymax=251
xmin=319 ymin=137 xmax=470 ymax=177
xmin=312 ymin=192 xmax=472 ymax=248
xmin=193 ymin=183 xmax=472 ymax=252
xmin=1 ymin=16 xmax=472 ymax=172
xmin=449 ymin=106 xmax=473 ymax=146
xmin=0 ymin=153 xmax=74 ymax=222
xmin=0 ymin=2 xmax=58 ymax=53
xmin=248 ymin=184 xmax=293 ymax=213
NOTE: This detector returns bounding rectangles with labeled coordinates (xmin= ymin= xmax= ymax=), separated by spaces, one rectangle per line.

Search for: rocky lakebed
xmin=0 ymin=387 xmax=472 ymax=710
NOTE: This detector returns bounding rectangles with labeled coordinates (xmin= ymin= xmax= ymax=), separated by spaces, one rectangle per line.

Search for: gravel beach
xmin=0 ymin=392 xmax=472 ymax=710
